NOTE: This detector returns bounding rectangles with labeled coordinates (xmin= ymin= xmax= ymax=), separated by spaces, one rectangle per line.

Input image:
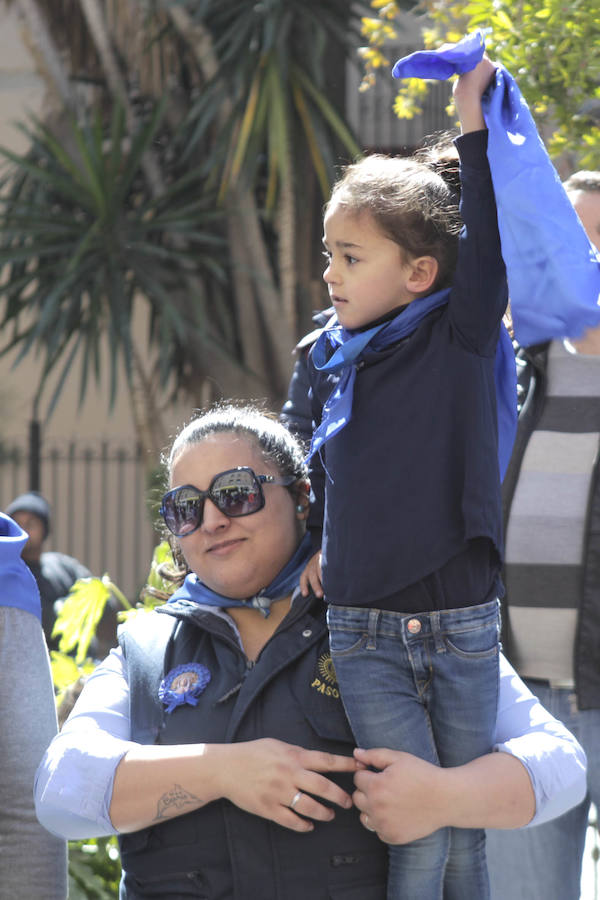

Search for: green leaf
xmin=144 ymin=540 xmax=178 ymax=598
xmin=0 ymin=101 xmax=230 ymax=412
xmin=113 ymin=98 xmax=167 ymax=204
xmin=292 ymin=65 xmax=361 ymax=163
xmin=44 ymin=332 xmax=83 ymax=419
xmin=50 ymin=651 xmax=83 ymax=694
xmin=494 ymin=9 xmax=514 ymax=30
xmin=52 ymin=577 xmax=112 ymax=664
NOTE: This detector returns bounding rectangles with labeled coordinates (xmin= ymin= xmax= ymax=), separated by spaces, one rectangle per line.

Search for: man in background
xmin=486 ymin=171 xmax=600 ymax=900
xmin=5 ymin=490 xmax=92 ymax=651
xmin=5 ymin=490 xmax=121 ymax=659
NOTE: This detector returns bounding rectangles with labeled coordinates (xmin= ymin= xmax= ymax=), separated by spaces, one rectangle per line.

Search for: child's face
xmin=322 ymin=203 xmax=415 ymax=330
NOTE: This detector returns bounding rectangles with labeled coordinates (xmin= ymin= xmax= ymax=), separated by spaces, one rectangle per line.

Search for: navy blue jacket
xmin=308 ymin=130 xmax=508 ymax=610
xmin=118 ymin=593 xmax=387 ymax=899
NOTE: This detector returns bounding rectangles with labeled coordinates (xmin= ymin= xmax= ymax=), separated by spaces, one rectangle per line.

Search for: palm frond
xmin=0 ymin=101 xmax=227 ymax=413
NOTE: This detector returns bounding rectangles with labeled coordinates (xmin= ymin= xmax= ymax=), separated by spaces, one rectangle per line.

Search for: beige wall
xmin=0 ymin=3 xmax=192 ymax=445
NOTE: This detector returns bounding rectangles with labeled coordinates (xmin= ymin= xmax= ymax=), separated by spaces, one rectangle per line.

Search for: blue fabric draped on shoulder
xmin=306 ymin=290 xmax=517 ymax=482
xmin=0 ymin=512 xmax=42 ymax=620
xmin=306 ymin=289 xmax=450 ymax=463
xmin=392 ymin=30 xmax=600 ymax=346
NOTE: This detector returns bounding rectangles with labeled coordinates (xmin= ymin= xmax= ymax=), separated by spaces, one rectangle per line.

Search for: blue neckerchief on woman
xmin=168 ymin=532 xmax=313 ymax=618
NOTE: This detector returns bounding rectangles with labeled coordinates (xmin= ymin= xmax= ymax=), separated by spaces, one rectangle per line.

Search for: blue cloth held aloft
xmin=392 ymin=30 xmax=600 ymax=346
xmin=392 ymin=30 xmax=487 ymax=80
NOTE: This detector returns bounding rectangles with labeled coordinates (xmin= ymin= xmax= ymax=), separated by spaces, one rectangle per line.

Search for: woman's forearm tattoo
xmin=155 ymin=783 xmax=201 ymax=821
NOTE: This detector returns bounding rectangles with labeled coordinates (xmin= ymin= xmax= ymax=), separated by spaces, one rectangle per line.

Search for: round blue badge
xmin=159 ymin=663 xmax=211 ymax=714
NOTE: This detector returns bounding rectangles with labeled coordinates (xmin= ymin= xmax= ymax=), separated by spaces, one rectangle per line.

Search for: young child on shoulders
xmin=301 ymin=56 xmax=507 ymax=899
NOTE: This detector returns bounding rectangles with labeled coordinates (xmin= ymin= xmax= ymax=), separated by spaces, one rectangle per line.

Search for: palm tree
xmin=0 ymin=103 xmax=229 ymax=459
xmin=2 ymin=0 xmax=363 ymax=457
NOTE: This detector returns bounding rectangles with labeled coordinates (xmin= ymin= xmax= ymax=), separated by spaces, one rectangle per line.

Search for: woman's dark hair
xmin=145 ymin=404 xmax=307 ymax=597
xmin=326 ymin=133 xmax=463 ymax=291
xmin=165 ymin=403 xmax=307 ymax=484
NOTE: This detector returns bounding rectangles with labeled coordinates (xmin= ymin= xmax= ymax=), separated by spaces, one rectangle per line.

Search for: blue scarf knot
xmin=307 ymin=289 xmax=450 ymax=462
xmin=307 ymin=289 xmax=517 ymax=481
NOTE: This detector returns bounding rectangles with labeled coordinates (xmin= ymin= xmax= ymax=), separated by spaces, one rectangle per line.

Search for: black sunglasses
xmin=160 ymin=466 xmax=296 ymax=537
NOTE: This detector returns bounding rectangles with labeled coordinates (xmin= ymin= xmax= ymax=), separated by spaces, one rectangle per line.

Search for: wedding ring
xmin=290 ymin=791 xmax=303 ymax=810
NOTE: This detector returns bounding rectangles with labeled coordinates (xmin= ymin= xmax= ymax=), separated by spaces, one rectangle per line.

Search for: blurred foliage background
xmin=361 ymin=0 xmax=600 ymax=171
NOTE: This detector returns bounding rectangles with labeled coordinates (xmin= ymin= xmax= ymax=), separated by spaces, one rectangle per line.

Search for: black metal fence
xmin=0 ymin=438 xmax=160 ymax=602
xmin=346 ymin=43 xmax=453 ymax=153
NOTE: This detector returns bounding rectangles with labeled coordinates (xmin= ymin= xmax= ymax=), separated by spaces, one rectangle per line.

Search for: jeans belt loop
xmin=366 ymin=608 xmax=380 ymax=650
xmin=430 ymin=610 xmax=445 ymax=653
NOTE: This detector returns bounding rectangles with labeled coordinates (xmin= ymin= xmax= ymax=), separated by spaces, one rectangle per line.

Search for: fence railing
xmin=346 ymin=43 xmax=453 ymax=153
xmin=0 ymin=438 xmax=160 ymax=602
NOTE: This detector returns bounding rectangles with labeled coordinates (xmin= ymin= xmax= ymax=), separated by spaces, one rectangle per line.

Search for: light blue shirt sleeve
xmin=34 ymin=647 xmax=137 ymax=839
xmin=34 ymin=647 xmax=587 ymax=839
xmin=494 ymin=654 xmax=587 ymax=826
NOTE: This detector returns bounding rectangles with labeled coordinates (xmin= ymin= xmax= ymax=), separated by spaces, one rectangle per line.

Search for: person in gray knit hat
xmin=5 ymin=491 xmax=51 ymax=537
xmin=5 ymin=491 xmax=93 ymax=652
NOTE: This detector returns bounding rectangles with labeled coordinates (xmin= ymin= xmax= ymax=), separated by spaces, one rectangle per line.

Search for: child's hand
xmin=453 ymin=55 xmax=497 ymax=134
xmin=300 ymin=551 xmax=323 ymax=598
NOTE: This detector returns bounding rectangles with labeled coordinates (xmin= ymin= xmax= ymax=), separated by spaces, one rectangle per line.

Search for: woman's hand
xmin=112 ymin=738 xmax=359 ymax=834
xmin=300 ymin=550 xmax=323 ymax=598
xmin=216 ymin=739 xmax=357 ymax=832
xmin=453 ymin=54 xmax=497 ymax=133
xmin=352 ymin=748 xmax=448 ymax=843
xmin=352 ymin=745 xmax=535 ymax=844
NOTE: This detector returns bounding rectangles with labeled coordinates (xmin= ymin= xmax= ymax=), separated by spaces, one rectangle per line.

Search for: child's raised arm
xmin=453 ymin=55 xmax=496 ymax=134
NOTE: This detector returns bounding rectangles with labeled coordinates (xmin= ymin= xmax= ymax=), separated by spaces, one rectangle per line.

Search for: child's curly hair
xmin=327 ymin=133 xmax=463 ymax=291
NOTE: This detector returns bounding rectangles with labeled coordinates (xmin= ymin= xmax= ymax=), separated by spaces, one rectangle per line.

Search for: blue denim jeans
xmin=327 ymin=599 xmax=500 ymax=900
xmin=487 ymin=679 xmax=600 ymax=900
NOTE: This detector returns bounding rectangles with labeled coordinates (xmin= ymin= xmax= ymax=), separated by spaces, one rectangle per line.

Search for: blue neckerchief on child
xmin=307 ymin=290 xmax=517 ymax=481
xmin=306 ymin=288 xmax=449 ymax=462
xmin=0 ymin=512 xmax=42 ymax=620
xmin=167 ymin=532 xmax=313 ymax=618
xmin=392 ymin=30 xmax=600 ymax=346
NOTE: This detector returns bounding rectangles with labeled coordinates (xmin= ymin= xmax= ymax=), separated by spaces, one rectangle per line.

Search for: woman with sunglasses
xmin=35 ymin=405 xmax=585 ymax=899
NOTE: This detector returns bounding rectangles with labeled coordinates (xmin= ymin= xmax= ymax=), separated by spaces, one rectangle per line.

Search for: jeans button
xmin=407 ymin=618 xmax=421 ymax=634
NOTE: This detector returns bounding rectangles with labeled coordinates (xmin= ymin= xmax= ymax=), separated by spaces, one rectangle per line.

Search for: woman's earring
xmin=296 ymin=504 xmax=305 ymax=513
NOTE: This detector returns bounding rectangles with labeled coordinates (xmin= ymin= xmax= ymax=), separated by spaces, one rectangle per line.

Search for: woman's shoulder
xmin=118 ymin=608 xmax=178 ymax=656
